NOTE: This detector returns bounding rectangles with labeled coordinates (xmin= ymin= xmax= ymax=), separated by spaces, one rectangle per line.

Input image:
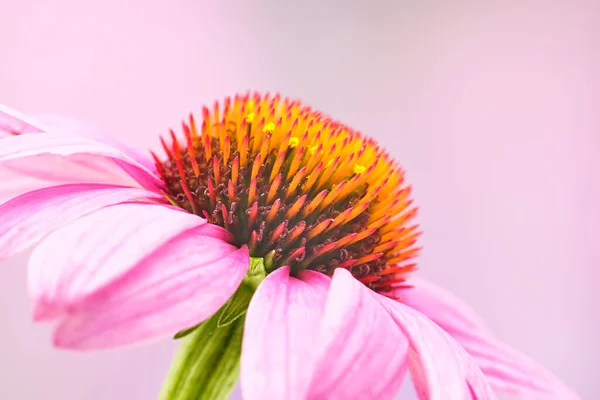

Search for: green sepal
xmin=217 ymin=283 xmax=253 ymax=327
xmin=243 ymin=257 xmax=267 ymax=290
xmin=173 ymin=324 xmax=201 ymax=340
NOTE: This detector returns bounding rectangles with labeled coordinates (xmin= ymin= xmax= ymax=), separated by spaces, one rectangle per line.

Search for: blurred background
xmin=1 ymin=0 xmax=598 ymax=398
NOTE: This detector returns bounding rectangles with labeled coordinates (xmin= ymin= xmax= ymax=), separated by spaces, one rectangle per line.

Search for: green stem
xmin=159 ymin=312 xmax=244 ymax=400
xmin=158 ymin=258 xmax=267 ymax=400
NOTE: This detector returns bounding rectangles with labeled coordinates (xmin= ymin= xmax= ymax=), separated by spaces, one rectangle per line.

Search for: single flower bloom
xmin=0 ymin=95 xmax=578 ymax=399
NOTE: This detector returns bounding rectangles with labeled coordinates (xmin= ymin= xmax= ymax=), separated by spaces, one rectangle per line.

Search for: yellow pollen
xmin=309 ymin=145 xmax=319 ymax=155
xmin=263 ymin=121 xmax=275 ymax=133
xmin=289 ymin=137 xmax=300 ymax=148
xmin=325 ymin=159 xmax=334 ymax=168
xmin=245 ymin=112 xmax=255 ymax=124
xmin=353 ymin=164 xmax=367 ymax=174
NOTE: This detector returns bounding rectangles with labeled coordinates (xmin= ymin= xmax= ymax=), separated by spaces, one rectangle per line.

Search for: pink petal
xmin=376 ymin=293 xmax=497 ymax=400
xmin=394 ymin=278 xmax=580 ymax=399
xmin=0 ymin=132 xmax=163 ymax=192
xmin=34 ymin=114 xmax=156 ymax=171
xmin=52 ymin=228 xmax=248 ymax=350
xmin=0 ymin=156 xmax=141 ymax=203
xmin=28 ymin=202 xmax=206 ymax=321
xmin=0 ymin=104 xmax=155 ymax=170
xmin=306 ymin=269 xmax=410 ymax=400
xmin=240 ymin=267 xmax=331 ymax=400
xmin=0 ymin=104 xmax=42 ymax=136
xmin=0 ymin=183 xmax=163 ymax=260
xmin=0 ymin=167 xmax=48 ymax=203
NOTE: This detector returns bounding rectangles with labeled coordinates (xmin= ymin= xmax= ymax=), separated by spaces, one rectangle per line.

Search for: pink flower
xmin=0 ymin=96 xmax=579 ymax=399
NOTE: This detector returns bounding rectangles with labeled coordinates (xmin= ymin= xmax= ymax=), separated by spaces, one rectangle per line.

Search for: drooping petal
xmin=34 ymin=114 xmax=156 ymax=171
xmin=0 ymin=132 xmax=163 ymax=192
xmin=0 ymin=156 xmax=146 ymax=205
xmin=0 ymin=167 xmax=48 ymax=203
xmin=0 ymin=104 xmax=155 ymax=170
xmin=393 ymin=278 xmax=580 ymax=399
xmin=0 ymin=183 xmax=163 ymax=260
xmin=0 ymin=104 xmax=42 ymax=136
xmin=376 ymin=293 xmax=497 ymax=400
xmin=306 ymin=268 xmax=410 ymax=400
xmin=240 ymin=267 xmax=331 ymax=400
xmin=28 ymin=202 xmax=207 ymax=321
xmin=52 ymin=228 xmax=248 ymax=350
xmin=0 ymin=156 xmax=142 ymax=204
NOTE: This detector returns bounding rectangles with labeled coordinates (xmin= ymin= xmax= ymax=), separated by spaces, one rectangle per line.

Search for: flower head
xmin=0 ymin=95 xmax=579 ymax=399
xmin=156 ymin=93 xmax=419 ymax=287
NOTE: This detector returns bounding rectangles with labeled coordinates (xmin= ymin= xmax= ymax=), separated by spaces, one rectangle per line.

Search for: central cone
xmin=155 ymin=92 xmax=421 ymax=292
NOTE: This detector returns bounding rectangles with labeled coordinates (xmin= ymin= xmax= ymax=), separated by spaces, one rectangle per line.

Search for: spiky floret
xmin=155 ymin=93 xmax=421 ymax=292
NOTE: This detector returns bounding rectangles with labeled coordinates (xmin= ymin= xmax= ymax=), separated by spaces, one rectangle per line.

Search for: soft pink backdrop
xmin=1 ymin=1 xmax=597 ymax=398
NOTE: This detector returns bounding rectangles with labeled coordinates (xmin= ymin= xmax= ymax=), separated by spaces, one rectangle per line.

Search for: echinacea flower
xmin=0 ymin=95 xmax=579 ymax=399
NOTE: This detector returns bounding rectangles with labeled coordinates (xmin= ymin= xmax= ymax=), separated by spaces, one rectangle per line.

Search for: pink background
xmin=1 ymin=1 xmax=597 ymax=398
